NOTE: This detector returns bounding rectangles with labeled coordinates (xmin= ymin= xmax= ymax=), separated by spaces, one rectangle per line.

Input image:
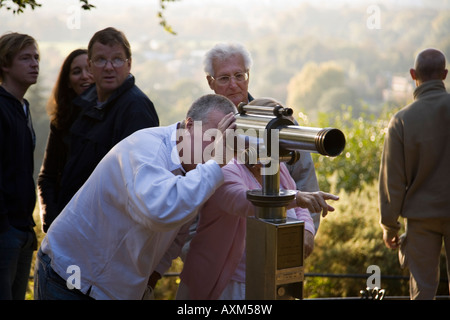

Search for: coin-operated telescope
xmin=234 ymin=102 xmax=345 ymax=300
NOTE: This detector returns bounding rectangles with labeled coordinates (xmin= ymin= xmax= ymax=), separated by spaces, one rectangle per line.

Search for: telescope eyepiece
xmin=238 ymin=103 xmax=294 ymax=119
xmin=273 ymin=105 xmax=293 ymax=118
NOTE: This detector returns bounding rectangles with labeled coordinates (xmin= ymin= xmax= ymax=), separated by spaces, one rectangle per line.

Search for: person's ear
xmin=409 ymin=68 xmax=417 ymax=80
xmin=184 ymin=117 xmax=194 ymax=132
xmin=1 ymin=64 xmax=10 ymax=75
xmin=207 ymin=75 xmax=214 ymax=90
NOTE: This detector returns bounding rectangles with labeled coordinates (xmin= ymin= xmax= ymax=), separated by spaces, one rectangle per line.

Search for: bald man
xmin=379 ymin=48 xmax=450 ymax=299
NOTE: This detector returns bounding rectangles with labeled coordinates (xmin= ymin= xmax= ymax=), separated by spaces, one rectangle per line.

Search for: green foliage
xmin=287 ymin=61 xmax=351 ymax=122
xmin=308 ymin=105 xmax=398 ymax=193
xmin=304 ymin=180 xmax=449 ymax=298
xmin=304 ymin=181 xmax=409 ymax=298
xmin=154 ymin=258 xmax=183 ymax=299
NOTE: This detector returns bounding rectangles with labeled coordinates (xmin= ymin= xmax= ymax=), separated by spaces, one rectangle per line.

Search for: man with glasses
xmin=205 ymin=43 xmax=252 ymax=107
xmin=52 ymin=27 xmax=159 ymax=224
xmin=175 ymin=44 xmax=325 ymax=299
xmin=203 ymin=42 xmax=321 ymax=231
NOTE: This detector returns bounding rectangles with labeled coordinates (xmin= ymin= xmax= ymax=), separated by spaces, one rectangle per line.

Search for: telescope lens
xmin=320 ymin=128 xmax=346 ymax=157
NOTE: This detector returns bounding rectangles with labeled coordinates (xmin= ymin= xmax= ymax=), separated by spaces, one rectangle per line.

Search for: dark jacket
xmin=37 ymin=120 xmax=75 ymax=232
xmin=55 ymin=74 xmax=159 ymax=217
xmin=0 ymin=86 xmax=36 ymax=233
xmin=380 ymin=80 xmax=450 ymax=235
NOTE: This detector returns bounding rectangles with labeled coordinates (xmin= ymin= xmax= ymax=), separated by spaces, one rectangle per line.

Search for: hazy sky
xmin=0 ymin=0 xmax=440 ymax=40
xmin=0 ymin=0 xmax=445 ymax=91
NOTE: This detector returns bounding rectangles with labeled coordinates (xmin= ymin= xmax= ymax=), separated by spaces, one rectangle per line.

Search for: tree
xmin=311 ymin=105 xmax=393 ymax=194
xmin=304 ymin=181 xmax=410 ymax=298
xmin=286 ymin=61 xmax=347 ymax=122
xmin=317 ymin=86 xmax=359 ymax=115
xmin=431 ymin=11 xmax=450 ymax=41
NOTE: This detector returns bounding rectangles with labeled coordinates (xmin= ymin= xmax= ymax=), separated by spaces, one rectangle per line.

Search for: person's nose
xmin=81 ymin=68 xmax=93 ymax=80
xmin=30 ymin=57 xmax=39 ymax=68
xmin=104 ymin=60 xmax=115 ymax=70
xmin=228 ymin=77 xmax=239 ymax=88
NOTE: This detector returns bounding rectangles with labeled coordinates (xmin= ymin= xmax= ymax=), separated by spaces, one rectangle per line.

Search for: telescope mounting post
xmin=241 ymin=104 xmax=305 ymax=300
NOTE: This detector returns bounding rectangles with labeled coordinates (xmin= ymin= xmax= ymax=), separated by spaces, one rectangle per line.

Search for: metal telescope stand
xmin=234 ymin=103 xmax=345 ymax=300
xmin=245 ymin=162 xmax=305 ymax=300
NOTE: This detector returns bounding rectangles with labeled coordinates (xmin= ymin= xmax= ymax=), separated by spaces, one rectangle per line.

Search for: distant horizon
xmin=0 ymin=0 xmax=445 ymax=20
xmin=2 ymin=0 xmax=447 ymax=42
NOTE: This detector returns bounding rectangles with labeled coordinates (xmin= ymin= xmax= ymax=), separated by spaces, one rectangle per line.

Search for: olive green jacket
xmin=379 ymin=80 xmax=450 ymax=236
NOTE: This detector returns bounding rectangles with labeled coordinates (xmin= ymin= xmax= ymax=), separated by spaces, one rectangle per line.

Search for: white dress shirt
xmin=41 ymin=123 xmax=224 ymax=299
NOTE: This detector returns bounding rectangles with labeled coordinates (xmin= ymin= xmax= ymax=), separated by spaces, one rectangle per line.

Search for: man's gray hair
xmin=186 ymin=94 xmax=237 ymax=123
xmin=203 ymin=42 xmax=253 ymax=77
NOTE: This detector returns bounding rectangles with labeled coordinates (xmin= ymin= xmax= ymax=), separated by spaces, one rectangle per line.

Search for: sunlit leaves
xmin=309 ymin=104 xmax=398 ymax=193
xmin=158 ymin=0 xmax=178 ymax=35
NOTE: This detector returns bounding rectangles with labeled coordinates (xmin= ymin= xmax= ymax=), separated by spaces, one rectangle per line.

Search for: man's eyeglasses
xmin=91 ymin=58 xmax=128 ymax=68
xmin=211 ymin=72 xmax=249 ymax=85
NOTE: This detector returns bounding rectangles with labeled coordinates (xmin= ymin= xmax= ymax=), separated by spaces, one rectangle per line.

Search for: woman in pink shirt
xmin=178 ymin=98 xmax=339 ymax=300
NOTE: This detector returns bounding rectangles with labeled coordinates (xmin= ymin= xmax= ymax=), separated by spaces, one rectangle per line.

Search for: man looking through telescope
xmin=177 ymin=98 xmax=339 ymax=300
xmin=34 ymin=94 xmax=237 ymax=300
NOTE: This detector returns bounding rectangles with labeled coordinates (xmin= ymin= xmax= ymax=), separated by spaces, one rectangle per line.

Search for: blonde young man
xmin=0 ymin=32 xmax=39 ymax=300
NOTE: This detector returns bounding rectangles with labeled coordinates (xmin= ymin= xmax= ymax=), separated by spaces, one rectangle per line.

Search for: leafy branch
xmin=158 ymin=0 xmax=178 ymax=35
xmin=0 ymin=0 xmax=95 ymax=14
xmin=1 ymin=0 xmax=177 ymax=35
xmin=79 ymin=0 xmax=95 ymax=11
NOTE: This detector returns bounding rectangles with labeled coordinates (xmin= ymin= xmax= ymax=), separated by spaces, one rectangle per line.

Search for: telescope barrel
xmin=236 ymin=104 xmax=345 ymax=225
xmin=279 ymin=125 xmax=346 ymax=157
xmin=233 ymin=112 xmax=346 ymax=157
